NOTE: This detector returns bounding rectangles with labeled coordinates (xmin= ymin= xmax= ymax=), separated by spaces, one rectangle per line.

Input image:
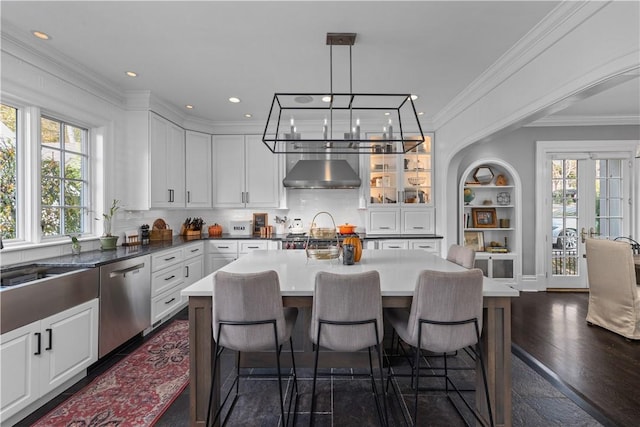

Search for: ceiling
xmin=1 ymin=1 xmax=638 ymax=128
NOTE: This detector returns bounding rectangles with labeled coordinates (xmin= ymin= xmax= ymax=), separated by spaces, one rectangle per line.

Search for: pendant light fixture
xmin=262 ymin=33 xmax=425 ymax=154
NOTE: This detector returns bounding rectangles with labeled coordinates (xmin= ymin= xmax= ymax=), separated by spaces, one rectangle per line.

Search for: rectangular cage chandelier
xmin=262 ymin=33 xmax=425 ymax=154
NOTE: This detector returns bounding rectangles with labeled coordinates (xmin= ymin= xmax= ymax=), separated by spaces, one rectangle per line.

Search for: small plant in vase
xmin=97 ymin=199 xmax=121 ymax=250
xmin=69 ymin=235 xmax=81 ymax=255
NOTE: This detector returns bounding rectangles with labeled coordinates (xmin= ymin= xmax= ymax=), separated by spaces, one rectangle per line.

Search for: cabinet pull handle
xmin=164 ymin=256 xmax=176 ymax=261
xmin=389 ymin=246 xmax=401 ymax=249
xmin=34 ymin=332 xmax=41 ymax=355
xmin=413 ymin=226 xmax=424 ymax=229
xmin=165 ymin=297 xmax=176 ymax=305
xmin=247 ymin=246 xmax=259 ymax=249
xmin=164 ymin=275 xmax=176 ymax=281
xmin=110 ymin=263 xmax=145 ymax=278
xmin=218 ymin=246 xmax=229 ymax=249
xmin=46 ymin=328 xmax=53 ymax=350
xmin=187 ymin=190 xmax=191 ymax=203
xmin=241 ymin=192 xmax=245 ymax=203
xmin=168 ymin=189 xmax=172 ymax=203
xmin=191 ymin=248 xmax=199 ymax=253
xmin=245 ymin=192 xmax=249 ymax=203
xmin=185 ymin=265 xmax=190 ymax=278
xmin=380 ymin=226 xmax=391 ymax=230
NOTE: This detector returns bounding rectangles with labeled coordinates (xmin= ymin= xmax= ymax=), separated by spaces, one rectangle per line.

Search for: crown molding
xmin=1 ymin=25 xmax=125 ymax=108
xmin=432 ymin=1 xmax=608 ymax=130
xmin=526 ymin=115 xmax=640 ymax=127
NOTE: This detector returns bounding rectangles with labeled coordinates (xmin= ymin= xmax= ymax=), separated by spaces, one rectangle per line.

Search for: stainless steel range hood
xmin=283 ymin=159 xmax=361 ymax=189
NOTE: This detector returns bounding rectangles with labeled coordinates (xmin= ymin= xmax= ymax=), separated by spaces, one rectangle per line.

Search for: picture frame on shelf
xmin=472 ymin=208 xmax=497 ymax=228
xmin=464 ymin=231 xmax=485 ymax=252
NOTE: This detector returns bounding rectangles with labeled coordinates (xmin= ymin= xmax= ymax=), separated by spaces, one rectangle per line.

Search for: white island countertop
xmin=182 ymin=250 xmax=519 ymax=298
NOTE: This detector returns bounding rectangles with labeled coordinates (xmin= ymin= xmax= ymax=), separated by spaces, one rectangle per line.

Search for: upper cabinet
xmin=149 ymin=113 xmax=185 ymax=208
xmin=122 ymin=111 xmax=186 ymax=210
xmin=365 ymin=135 xmax=433 ymax=207
xmin=212 ymin=135 xmax=281 ymax=208
xmin=364 ymin=134 xmax=435 ymax=235
xmin=185 ymin=131 xmax=212 ymax=208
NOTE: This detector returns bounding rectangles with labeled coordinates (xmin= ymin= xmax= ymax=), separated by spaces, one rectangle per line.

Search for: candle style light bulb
xmin=290 ymin=117 xmax=295 ymax=139
xmin=323 ymin=118 xmax=328 ymax=140
xmin=356 ymin=118 xmax=361 ymax=140
xmin=388 ymin=119 xmax=393 ymax=140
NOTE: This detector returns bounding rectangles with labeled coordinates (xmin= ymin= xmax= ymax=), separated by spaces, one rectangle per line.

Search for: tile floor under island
xmin=18 ymin=307 xmax=602 ymax=427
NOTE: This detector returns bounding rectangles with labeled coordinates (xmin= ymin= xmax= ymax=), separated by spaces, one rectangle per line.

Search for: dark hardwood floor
xmin=511 ymin=291 xmax=640 ymax=427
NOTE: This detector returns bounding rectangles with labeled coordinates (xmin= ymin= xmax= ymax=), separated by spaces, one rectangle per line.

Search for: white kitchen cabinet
xmin=379 ymin=240 xmax=409 ymax=250
xmin=410 ymin=239 xmax=441 ymax=253
xmin=185 ymin=131 xmax=212 ymax=208
xmin=0 ymin=299 xmax=98 ymax=421
xmin=149 ymin=112 xmax=185 ymax=208
xmin=212 ymin=135 xmax=280 ymax=208
xmin=150 ymin=244 xmax=203 ymax=325
xmin=206 ymin=240 xmax=273 ymax=275
xmin=367 ymin=207 xmax=434 ymax=235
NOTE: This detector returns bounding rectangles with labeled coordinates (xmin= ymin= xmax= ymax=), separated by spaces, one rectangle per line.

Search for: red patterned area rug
xmin=32 ymin=320 xmax=189 ymax=427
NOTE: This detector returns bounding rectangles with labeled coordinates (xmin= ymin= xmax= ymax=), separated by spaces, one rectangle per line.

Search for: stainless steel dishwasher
xmin=99 ymin=255 xmax=151 ymax=358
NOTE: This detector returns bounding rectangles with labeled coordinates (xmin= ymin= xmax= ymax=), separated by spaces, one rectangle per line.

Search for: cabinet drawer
xmin=380 ymin=240 xmax=409 ymax=250
xmin=151 ymin=248 xmax=184 ymax=272
xmin=151 ymin=264 xmax=184 ymax=296
xmin=411 ymin=240 xmax=440 ymax=253
xmin=208 ymin=240 xmax=238 ymax=254
xmin=239 ymin=241 xmax=268 ymax=254
xmin=183 ymin=242 xmax=204 ymax=260
xmin=151 ymin=284 xmax=184 ymax=324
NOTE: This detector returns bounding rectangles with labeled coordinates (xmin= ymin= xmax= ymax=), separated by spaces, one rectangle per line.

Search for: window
xmin=0 ymin=104 xmax=18 ymax=240
xmin=40 ymin=116 xmax=89 ymax=237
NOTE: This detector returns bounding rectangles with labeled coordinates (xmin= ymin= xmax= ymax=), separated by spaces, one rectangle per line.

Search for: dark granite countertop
xmin=2 ymin=233 xmax=443 ymax=271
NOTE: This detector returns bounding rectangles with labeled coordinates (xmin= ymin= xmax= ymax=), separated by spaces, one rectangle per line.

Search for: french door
xmin=538 ymin=142 xmax=635 ymax=289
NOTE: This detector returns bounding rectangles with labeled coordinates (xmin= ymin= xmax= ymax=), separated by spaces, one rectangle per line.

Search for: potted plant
xmin=97 ymin=199 xmax=121 ymax=250
xmin=69 ymin=235 xmax=81 ymax=255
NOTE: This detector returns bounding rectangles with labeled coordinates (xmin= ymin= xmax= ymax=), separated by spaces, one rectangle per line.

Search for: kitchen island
xmin=182 ymin=249 xmax=519 ymax=426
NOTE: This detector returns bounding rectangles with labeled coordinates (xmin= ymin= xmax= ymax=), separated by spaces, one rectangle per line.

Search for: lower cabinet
xmin=151 ymin=242 xmax=203 ymax=325
xmin=206 ymin=239 xmax=274 ymax=275
xmin=368 ymin=239 xmax=441 ymax=253
xmin=474 ymin=253 xmax=516 ymax=281
xmin=0 ymin=298 xmax=99 ymax=421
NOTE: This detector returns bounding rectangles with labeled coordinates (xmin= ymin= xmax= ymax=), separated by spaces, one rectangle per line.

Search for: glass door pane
xmin=551 ymin=159 xmax=580 ymax=277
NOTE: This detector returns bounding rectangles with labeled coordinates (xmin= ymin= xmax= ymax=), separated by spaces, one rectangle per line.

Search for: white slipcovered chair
xmin=585 ymin=238 xmax=640 ymax=340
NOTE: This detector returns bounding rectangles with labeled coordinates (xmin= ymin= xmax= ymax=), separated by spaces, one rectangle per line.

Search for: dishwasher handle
xmin=109 ymin=263 xmax=145 ymax=278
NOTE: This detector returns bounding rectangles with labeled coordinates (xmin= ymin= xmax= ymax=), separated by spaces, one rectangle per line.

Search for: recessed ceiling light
xmin=32 ymin=30 xmax=50 ymax=40
xmin=321 ymin=96 xmax=332 ymax=103
xmin=410 ymin=94 xmax=419 ymax=101
xmin=125 ymin=71 xmax=137 ymax=77
xmin=418 ymin=111 xmax=425 ymax=116
xmin=244 ymin=113 xmax=252 ymax=118
xmin=294 ymin=95 xmax=313 ymax=104
xmin=228 ymin=97 xmax=241 ymax=103
xmin=384 ymin=112 xmax=391 ymax=116
xmin=185 ymin=105 xmax=194 ymax=109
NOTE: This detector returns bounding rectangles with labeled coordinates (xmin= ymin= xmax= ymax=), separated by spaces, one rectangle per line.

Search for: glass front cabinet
xmin=363 ymin=134 xmax=435 ymax=235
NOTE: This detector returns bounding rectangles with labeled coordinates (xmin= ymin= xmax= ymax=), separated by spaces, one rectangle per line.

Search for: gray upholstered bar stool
xmin=446 ymin=244 xmax=462 ymax=263
xmin=206 ymin=270 xmax=298 ymax=427
xmin=456 ymin=245 xmax=476 ymax=269
xmin=310 ymin=270 xmax=388 ymax=426
xmin=385 ymin=269 xmax=494 ymax=427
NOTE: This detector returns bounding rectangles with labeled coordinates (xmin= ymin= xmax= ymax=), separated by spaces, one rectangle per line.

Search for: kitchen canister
xmin=343 ymin=244 xmax=355 ymax=265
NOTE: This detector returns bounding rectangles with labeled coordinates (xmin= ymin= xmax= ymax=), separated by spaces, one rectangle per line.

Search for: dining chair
xmin=446 ymin=244 xmax=462 ymax=263
xmin=206 ymin=270 xmax=299 ymax=427
xmin=385 ymin=269 xmax=493 ymax=427
xmin=585 ymin=238 xmax=640 ymax=340
xmin=310 ymin=270 xmax=388 ymax=426
xmin=456 ymin=245 xmax=476 ymax=269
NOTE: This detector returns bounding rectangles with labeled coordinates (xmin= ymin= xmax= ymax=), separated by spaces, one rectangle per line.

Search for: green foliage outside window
xmin=1 ymin=104 xmax=17 ymax=239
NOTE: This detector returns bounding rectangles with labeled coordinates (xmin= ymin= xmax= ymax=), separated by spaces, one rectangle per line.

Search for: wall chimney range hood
xmin=283 ymin=159 xmax=361 ymax=189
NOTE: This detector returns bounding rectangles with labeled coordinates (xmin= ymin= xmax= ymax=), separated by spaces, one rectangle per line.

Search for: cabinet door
xmin=0 ymin=322 xmax=40 ymax=420
xmin=40 ymin=299 xmax=98 ymax=395
xmin=207 ymin=255 xmax=236 ymax=275
xmin=402 ymin=209 xmax=434 ymax=234
xmin=184 ymin=256 xmax=204 ymax=289
xmin=149 ymin=113 xmax=171 ymax=207
xmin=239 ymin=240 xmax=269 ymax=255
xmin=185 ymin=131 xmax=212 ymax=208
xmin=245 ymin=135 xmax=280 ymax=208
xmin=212 ymin=135 xmax=245 ymax=207
xmin=167 ymin=122 xmax=186 ymax=206
xmin=411 ymin=239 xmax=440 ymax=253
xmin=367 ymin=209 xmax=400 ymax=234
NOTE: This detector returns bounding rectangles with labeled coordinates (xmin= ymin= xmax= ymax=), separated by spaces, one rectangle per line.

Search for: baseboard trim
xmin=512 ymin=344 xmax=616 ymax=427
xmin=546 ymin=288 xmax=589 ymax=292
